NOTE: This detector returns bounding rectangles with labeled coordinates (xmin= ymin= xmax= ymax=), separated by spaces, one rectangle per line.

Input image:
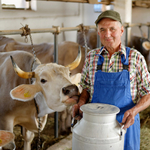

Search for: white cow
xmin=0 ymin=48 xmax=81 ymax=150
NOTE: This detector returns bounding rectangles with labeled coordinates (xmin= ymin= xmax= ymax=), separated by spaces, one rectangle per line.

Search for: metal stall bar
xmin=52 ymin=26 xmax=60 ymax=138
xmin=54 ymin=32 xmax=59 ymax=138
xmin=123 ymin=23 xmax=149 ymax=47
xmin=124 ymin=23 xmax=129 ymax=46
xmin=147 ymin=22 xmax=150 ymax=41
xmin=0 ymin=25 xmax=96 ymax=35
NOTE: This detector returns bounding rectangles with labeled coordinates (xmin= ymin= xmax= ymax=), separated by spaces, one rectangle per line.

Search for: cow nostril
xmin=62 ymin=87 xmax=70 ymax=95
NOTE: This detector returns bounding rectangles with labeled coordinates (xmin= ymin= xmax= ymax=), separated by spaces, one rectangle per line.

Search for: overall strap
xmin=97 ymin=47 xmax=131 ymax=71
xmin=121 ymin=47 xmax=130 ymax=70
xmin=97 ymin=47 xmax=104 ymax=71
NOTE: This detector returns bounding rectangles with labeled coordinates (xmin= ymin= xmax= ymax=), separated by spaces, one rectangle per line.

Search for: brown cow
xmin=0 ymin=35 xmax=89 ymax=75
xmin=130 ymin=36 xmax=150 ymax=71
xmin=0 ymin=49 xmax=81 ymax=150
xmin=77 ymin=29 xmax=97 ymax=49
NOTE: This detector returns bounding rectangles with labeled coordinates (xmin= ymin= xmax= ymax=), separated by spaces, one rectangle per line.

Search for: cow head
xmin=10 ymin=47 xmax=82 ymax=112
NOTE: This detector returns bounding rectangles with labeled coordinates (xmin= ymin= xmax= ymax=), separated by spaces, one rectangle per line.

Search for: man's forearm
xmin=78 ymin=89 xmax=90 ymax=107
xmin=133 ymin=93 xmax=150 ymax=115
xmin=122 ymin=93 xmax=150 ymax=128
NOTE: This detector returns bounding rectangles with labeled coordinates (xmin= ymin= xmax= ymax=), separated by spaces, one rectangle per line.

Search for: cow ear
xmin=10 ymin=84 xmax=40 ymax=101
xmin=70 ymin=73 xmax=81 ymax=86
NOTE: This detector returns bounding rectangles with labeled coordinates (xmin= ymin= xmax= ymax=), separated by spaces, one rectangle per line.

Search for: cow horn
xmin=10 ymin=56 xmax=35 ymax=79
xmin=65 ymin=46 xmax=82 ymax=70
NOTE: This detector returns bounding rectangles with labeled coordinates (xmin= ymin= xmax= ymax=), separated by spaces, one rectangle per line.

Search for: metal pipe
xmin=1 ymin=24 xmax=150 ymax=36
xmin=97 ymin=33 xmax=101 ymax=48
xmin=53 ymin=33 xmax=59 ymax=138
xmin=125 ymin=25 xmax=128 ymax=46
xmin=0 ymin=26 xmax=96 ymax=35
xmin=123 ymin=23 xmax=148 ymax=28
xmin=147 ymin=22 xmax=150 ymax=41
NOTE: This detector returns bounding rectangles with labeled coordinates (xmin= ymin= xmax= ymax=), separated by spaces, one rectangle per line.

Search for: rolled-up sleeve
xmin=130 ymin=49 xmax=150 ymax=103
xmin=137 ymin=54 xmax=150 ymax=96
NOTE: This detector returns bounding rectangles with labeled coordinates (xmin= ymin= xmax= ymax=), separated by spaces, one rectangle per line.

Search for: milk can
xmin=72 ymin=103 xmax=126 ymax=150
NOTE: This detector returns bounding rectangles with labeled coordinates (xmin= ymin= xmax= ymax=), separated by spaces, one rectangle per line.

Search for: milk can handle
xmin=120 ymin=125 xmax=125 ymax=140
xmin=71 ymin=116 xmax=79 ymax=132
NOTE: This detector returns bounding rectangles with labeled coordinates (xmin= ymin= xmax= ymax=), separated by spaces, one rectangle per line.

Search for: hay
xmin=14 ymin=115 xmax=70 ymax=150
xmin=13 ymin=106 xmax=150 ymax=150
xmin=140 ymin=126 xmax=150 ymax=150
xmin=140 ymin=106 xmax=150 ymax=150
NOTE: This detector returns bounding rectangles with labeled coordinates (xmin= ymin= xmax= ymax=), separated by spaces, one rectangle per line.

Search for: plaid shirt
xmin=80 ymin=44 xmax=150 ymax=103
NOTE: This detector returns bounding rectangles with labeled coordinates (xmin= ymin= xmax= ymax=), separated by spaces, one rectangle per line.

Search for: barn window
xmin=94 ymin=0 xmax=114 ymax=12
xmin=1 ymin=0 xmax=36 ymax=10
xmin=94 ymin=4 xmax=102 ymax=12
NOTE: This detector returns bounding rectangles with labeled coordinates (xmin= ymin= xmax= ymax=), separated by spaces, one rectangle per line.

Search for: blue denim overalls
xmin=91 ymin=47 xmax=140 ymax=150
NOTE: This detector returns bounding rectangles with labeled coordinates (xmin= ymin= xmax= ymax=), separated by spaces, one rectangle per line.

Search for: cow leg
xmin=66 ymin=107 xmax=72 ymax=132
xmin=1 ymin=142 xmax=16 ymax=150
xmin=59 ymin=109 xmax=67 ymax=135
xmin=59 ymin=108 xmax=72 ymax=135
xmin=22 ymin=127 xmax=34 ymax=150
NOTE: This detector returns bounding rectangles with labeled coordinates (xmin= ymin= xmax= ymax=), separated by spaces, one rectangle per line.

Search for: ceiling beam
xmin=36 ymin=0 xmax=88 ymax=3
xmin=36 ymin=0 xmax=114 ymax=5
xmin=132 ymin=0 xmax=150 ymax=8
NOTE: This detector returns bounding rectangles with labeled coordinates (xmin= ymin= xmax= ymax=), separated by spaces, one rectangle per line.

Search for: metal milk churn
xmin=72 ymin=103 xmax=126 ymax=150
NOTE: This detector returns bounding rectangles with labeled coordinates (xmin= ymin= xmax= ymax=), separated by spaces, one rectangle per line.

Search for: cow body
xmin=77 ymin=29 xmax=97 ymax=49
xmin=0 ymin=36 xmax=84 ymax=139
xmin=0 ymin=36 xmax=89 ymax=75
xmin=0 ymin=50 xmax=80 ymax=149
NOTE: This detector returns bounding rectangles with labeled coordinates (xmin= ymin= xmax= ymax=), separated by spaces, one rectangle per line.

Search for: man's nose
xmin=105 ymin=29 xmax=111 ymax=37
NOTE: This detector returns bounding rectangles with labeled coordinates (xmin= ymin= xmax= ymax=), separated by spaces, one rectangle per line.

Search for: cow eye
xmin=41 ymin=79 xmax=47 ymax=84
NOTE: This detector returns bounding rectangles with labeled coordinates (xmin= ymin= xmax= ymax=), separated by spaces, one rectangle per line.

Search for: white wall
xmin=132 ymin=7 xmax=150 ymax=39
xmin=0 ymin=1 xmax=98 ymax=44
xmin=0 ymin=0 xmax=150 ymax=45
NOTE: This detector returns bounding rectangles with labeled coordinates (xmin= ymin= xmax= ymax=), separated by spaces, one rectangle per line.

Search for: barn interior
xmin=0 ymin=0 xmax=150 ymax=150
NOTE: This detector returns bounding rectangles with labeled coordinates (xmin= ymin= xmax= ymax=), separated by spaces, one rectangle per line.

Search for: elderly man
xmin=72 ymin=10 xmax=150 ymax=150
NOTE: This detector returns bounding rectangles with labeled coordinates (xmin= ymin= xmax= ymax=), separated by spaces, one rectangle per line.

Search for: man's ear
xmin=121 ymin=26 xmax=124 ymax=36
xmin=10 ymin=84 xmax=40 ymax=101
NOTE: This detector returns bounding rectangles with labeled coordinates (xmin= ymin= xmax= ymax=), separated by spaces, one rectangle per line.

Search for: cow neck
xmin=29 ymin=59 xmax=39 ymax=115
xmin=30 ymin=59 xmax=42 ymax=149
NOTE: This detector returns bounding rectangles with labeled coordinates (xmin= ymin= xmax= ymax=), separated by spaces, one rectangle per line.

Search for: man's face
xmin=97 ymin=18 xmax=124 ymax=50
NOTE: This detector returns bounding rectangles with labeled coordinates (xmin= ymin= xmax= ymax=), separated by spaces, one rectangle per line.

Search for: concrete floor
xmin=47 ymin=134 xmax=72 ymax=150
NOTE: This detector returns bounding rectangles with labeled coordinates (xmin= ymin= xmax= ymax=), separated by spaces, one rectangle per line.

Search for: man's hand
xmin=121 ymin=108 xmax=136 ymax=129
xmin=72 ymin=89 xmax=90 ymax=120
xmin=72 ymin=103 xmax=82 ymax=120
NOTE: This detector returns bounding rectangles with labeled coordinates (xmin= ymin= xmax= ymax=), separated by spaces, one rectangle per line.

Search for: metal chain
xmin=29 ymin=33 xmax=37 ymax=61
xmin=20 ymin=24 xmax=41 ymax=150
xmin=77 ymin=24 xmax=89 ymax=59
xmin=139 ymin=25 xmax=144 ymax=38
xmin=37 ymin=118 xmax=41 ymax=150
xmin=20 ymin=24 xmax=37 ymax=61
xmin=83 ymin=29 xmax=88 ymax=58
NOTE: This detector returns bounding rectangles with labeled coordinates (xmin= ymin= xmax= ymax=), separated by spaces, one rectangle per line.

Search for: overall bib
xmin=91 ymin=47 xmax=140 ymax=150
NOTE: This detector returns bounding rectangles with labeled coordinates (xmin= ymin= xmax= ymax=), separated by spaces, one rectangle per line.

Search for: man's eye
xmin=100 ymin=29 xmax=105 ymax=32
xmin=110 ymin=28 xmax=115 ymax=31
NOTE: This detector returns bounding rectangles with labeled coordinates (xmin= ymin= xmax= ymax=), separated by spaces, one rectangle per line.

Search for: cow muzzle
xmin=62 ymin=84 xmax=80 ymax=106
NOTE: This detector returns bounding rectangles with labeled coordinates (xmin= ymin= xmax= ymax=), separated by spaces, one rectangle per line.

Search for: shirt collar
xmin=99 ymin=44 xmax=127 ymax=59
